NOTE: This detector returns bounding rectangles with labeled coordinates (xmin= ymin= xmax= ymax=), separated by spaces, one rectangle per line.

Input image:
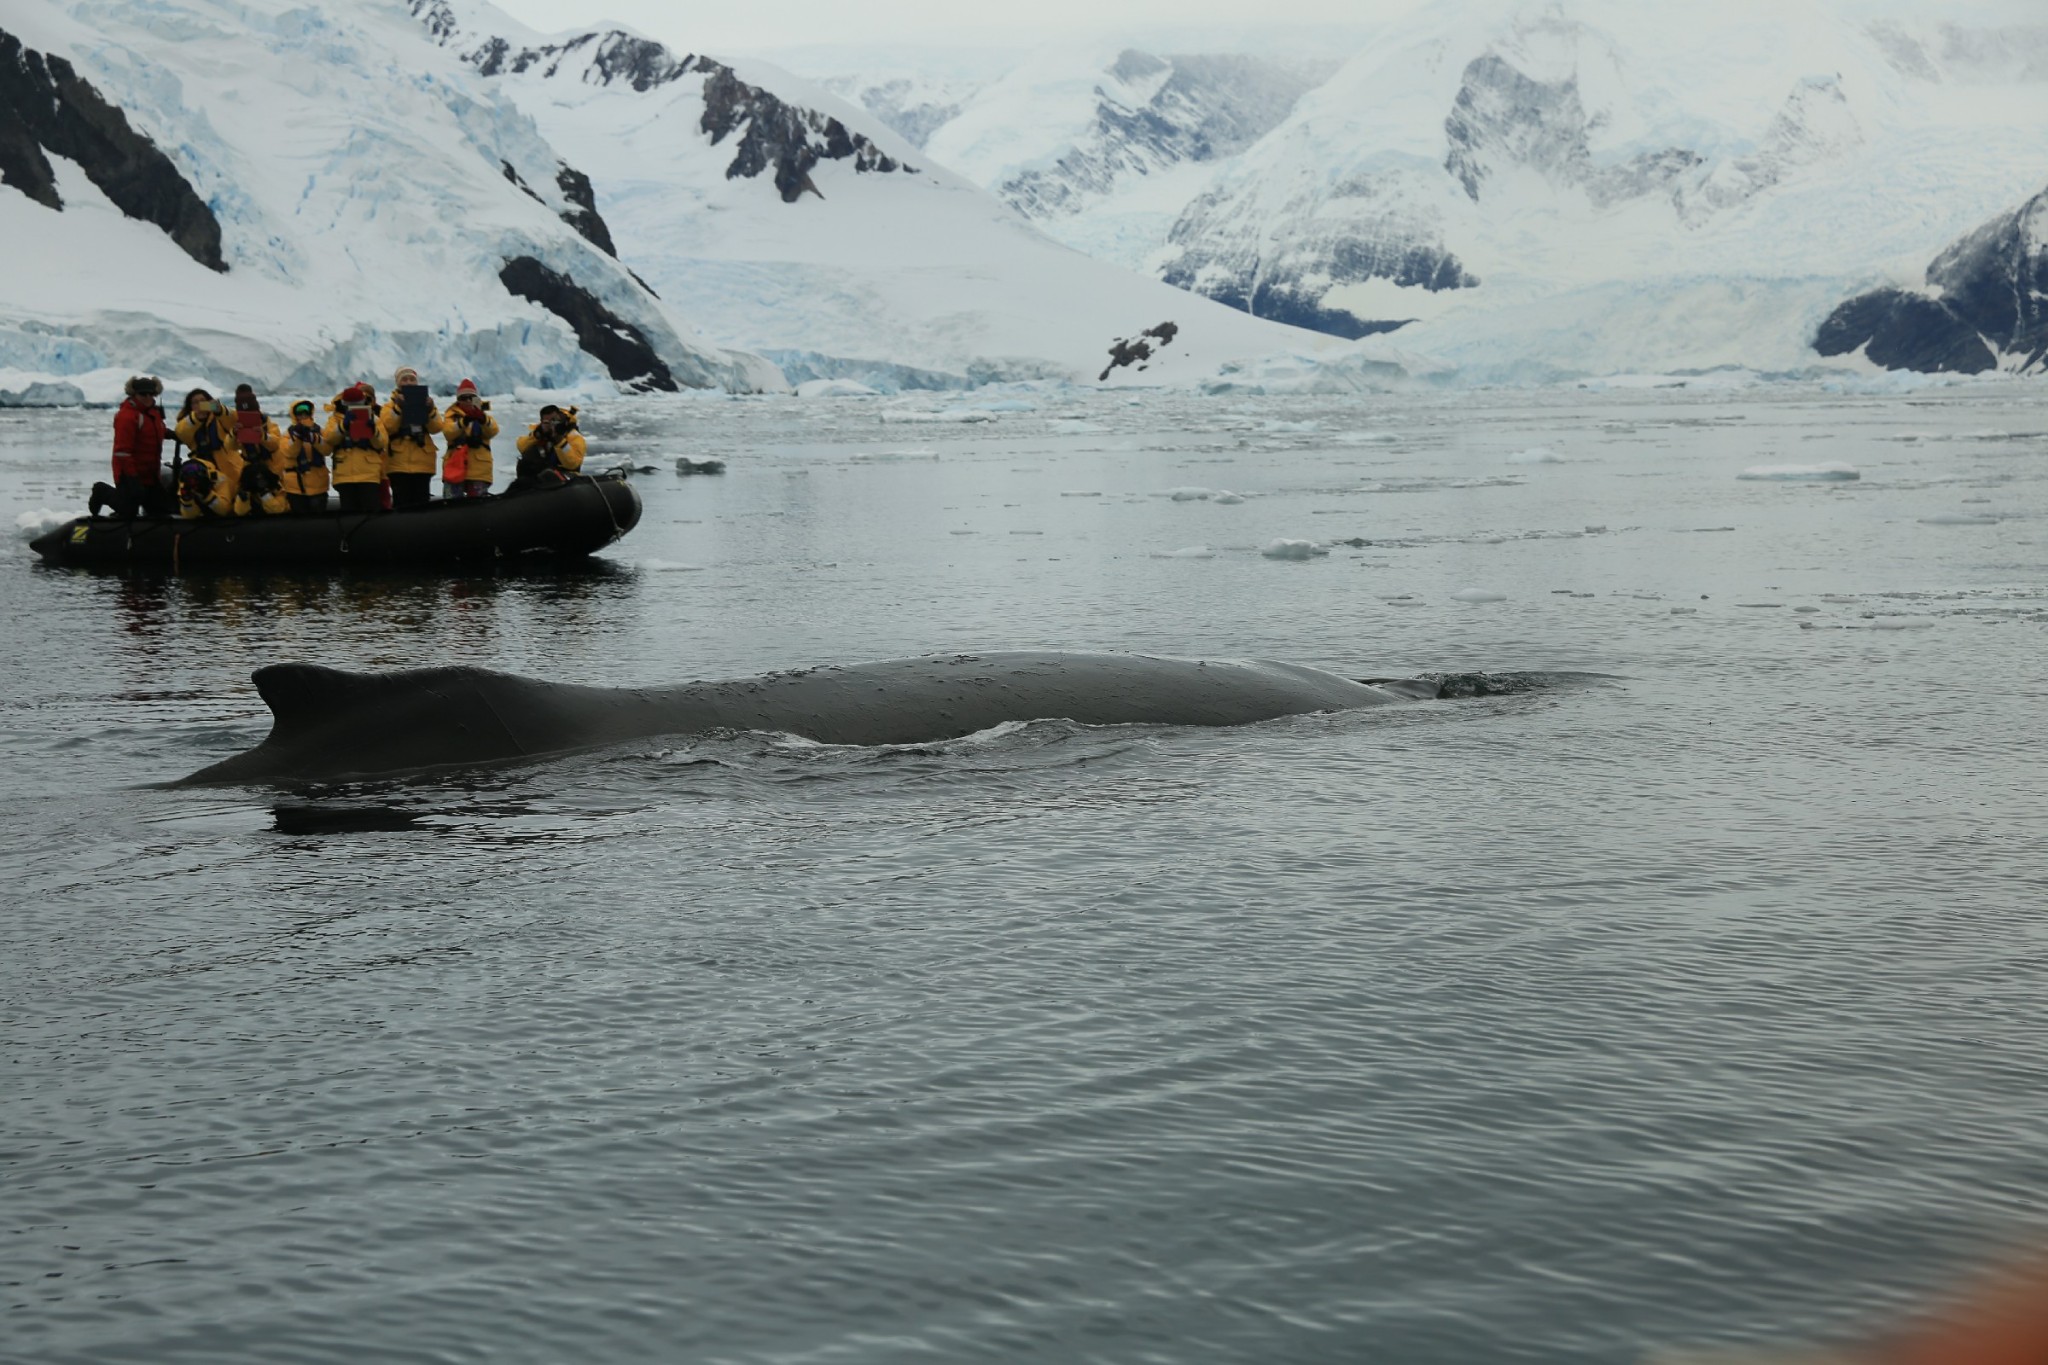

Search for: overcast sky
xmin=489 ymin=0 xmax=1422 ymax=60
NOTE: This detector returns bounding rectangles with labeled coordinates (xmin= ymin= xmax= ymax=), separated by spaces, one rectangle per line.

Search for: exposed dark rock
xmin=699 ymin=63 xmax=907 ymax=203
xmin=1100 ymin=321 xmax=1180 ymax=380
xmin=1815 ymin=184 xmax=2047 ymax=374
xmin=499 ymin=256 xmax=676 ymax=391
xmin=500 ymin=159 xmax=545 ymax=204
xmin=1813 ymin=288 xmax=1995 ymax=373
xmin=553 ymin=162 xmax=616 ymax=256
xmin=0 ymin=30 xmax=225 ymax=271
xmin=412 ymin=4 xmax=914 ymax=205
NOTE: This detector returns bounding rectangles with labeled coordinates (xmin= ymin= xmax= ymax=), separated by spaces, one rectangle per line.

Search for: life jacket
xmin=191 ymin=414 xmax=225 ymax=456
xmin=287 ymin=422 xmax=325 ymax=470
xmin=396 ymin=384 xmax=432 ymax=439
xmin=177 ymin=456 xmax=222 ymax=514
xmin=338 ymin=400 xmax=377 ymax=447
xmin=447 ymin=401 xmax=488 ymax=445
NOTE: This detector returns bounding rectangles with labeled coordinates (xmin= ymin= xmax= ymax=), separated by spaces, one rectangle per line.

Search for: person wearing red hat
xmin=321 ymin=382 xmax=388 ymax=513
xmin=440 ymin=378 xmax=498 ymax=498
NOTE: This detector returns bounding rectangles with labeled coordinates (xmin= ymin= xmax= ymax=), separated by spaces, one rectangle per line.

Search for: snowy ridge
xmin=0 ymin=0 xmax=781 ymax=397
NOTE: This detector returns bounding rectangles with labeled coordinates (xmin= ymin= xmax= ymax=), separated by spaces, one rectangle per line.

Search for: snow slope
xmin=410 ymin=0 xmax=1336 ymax=390
xmin=0 ymin=0 xmax=780 ymax=397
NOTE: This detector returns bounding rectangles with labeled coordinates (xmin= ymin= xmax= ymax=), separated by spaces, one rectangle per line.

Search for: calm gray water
xmin=3 ymin=386 xmax=2046 ymax=1364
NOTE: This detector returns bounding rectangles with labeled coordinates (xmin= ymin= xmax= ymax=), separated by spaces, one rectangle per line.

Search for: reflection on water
xmin=3 ymin=388 xmax=2046 ymax=1365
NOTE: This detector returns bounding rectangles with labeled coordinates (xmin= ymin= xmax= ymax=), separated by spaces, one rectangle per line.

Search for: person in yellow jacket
xmin=174 ymin=389 xmax=244 ymax=492
xmin=510 ymin=404 xmax=586 ymax=493
xmin=227 ymin=385 xmax=287 ymax=516
xmin=380 ymin=365 xmax=443 ymax=508
xmin=276 ymin=400 xmax=330 ymax=513
xmin=173 ymin=445 xmax=230 ymax=519
xmin=439 ymin=378 xmax=498 ymax=498
xmin=321 ymin=383 xmax=387 ymax=513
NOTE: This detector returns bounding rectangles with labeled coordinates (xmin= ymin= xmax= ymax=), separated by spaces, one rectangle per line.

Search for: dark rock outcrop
xmin=1813 ymin=288 xmax=1996 ymax=373
xmin=499 ymin=256 xmax=676 ymax=391
xmin=553 ymin=162 xmax=616 ymax=256
xmin=0 ymin=30 xmax=225 ymax=272
xmin=1099 ymin=321 xmax=1179 ymax=380
xmin=1816 ymin=184 xmax=2048 ymax=374
xmin=698 ymin=63 xmax=906 ymax=203
xmin=412 ymin=4 xmax=913 ymax=205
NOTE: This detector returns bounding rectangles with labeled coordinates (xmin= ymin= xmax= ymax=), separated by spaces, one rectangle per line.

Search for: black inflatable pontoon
xmin=29 ymin=474 xmax=641 ymax=570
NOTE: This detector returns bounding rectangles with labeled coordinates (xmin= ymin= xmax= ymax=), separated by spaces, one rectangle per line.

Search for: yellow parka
xmin=440 ymin=400 xmax=500 ymax=485
xmin=380 ymin=391 xmax=444 ymax=476
xmin=228 ymin=415 xmax=286 ymax=515
xmin=321 ymin=396 xmax=387 ymax=485
xmin=275 ymin=417 xmax=331 ymax=497
xmin=514 ymin=423 xmax=586 ymax=477
xmin=175 ymin=409 xmax=244 ymax=491
xmin=175 ymin=454 xmax=230 ymax=519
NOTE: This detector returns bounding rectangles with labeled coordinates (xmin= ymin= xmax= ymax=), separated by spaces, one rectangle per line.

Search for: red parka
xmin=112 ymin=398 xmax=168 ymax=482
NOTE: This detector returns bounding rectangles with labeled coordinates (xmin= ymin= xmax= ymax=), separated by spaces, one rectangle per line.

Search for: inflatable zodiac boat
xmin=29 ymin=474 xmax=641 ymax=570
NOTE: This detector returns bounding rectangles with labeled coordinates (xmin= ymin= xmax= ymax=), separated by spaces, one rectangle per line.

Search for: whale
xmin=174 ymin=650 xmax=1510 ymax=787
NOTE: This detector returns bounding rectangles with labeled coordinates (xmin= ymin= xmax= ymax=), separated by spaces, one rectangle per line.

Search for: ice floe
xmin=1260 ymin=539 xmax=1327 ymax=560
xmin=1737 ymin=463 xmax=1859 ymax=481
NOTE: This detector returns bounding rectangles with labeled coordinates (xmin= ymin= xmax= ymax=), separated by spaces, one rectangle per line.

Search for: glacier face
xmin=0 ymin=0 xmax=781 ymax=397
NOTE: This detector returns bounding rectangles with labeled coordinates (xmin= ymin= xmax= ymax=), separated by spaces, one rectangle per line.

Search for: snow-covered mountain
xmin=799 ymin=1 xmax=2048 ymax=383
xmin=409 ymin=0 xmax=1328 ymax=390
xmin=0 ymin=0 xmax=1338 ymax=404
xmin=815 ymin=45 xmax=1332 ymax=274
xmin=0 ymin=0 xmax=779 ymax=399
xmin=1152 ymin=0 xmax=2048 ymax=378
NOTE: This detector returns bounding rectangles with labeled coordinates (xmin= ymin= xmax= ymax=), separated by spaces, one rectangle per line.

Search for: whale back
xmin=176 ymin=662 xmax=652 ymax=785
xmin=175 ymin=652 xmax=1415 ymax=786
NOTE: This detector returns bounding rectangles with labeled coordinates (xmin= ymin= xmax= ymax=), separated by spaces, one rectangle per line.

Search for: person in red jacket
xmin=91 ymin=375 xmax=171 ymax=518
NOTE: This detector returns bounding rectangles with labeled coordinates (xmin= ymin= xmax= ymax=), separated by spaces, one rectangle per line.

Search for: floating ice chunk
xmin=794 ymin=378 xmax=879 ymax=398
xmin=1151 ymin=545 xmax=1217 ymax=559
xmin=14 ymin=508 xmax=73 ymax=540
xmin=1506 ymin=447 xmax=1563 ymax=464
xmin=1168 ymin=486 xmax=1213 ymax=501
xmin=850 ymin=448 xmax=939 ymax=463
xmin=1918 ymin=514 xmax=1999 ymax=525
xmin=1450 ymin=588 xmax=1507 ymax=602
xmin=1211 ymin=491 xmax=1245 ymax=505
xmin=881 ymin=408 xmax=994 ymax=424
xmin=1738 ymin=463 xmax=1860 ymax=481
xmin=974 ymin=399 xmax=1038 ymax=413
xmin=1261 ymin=539 xmax=1327 ymax=560
xmin=1871 ymin=617 xmax=1936 ymax=630
xmin=1263 ymin=418 xmax=1318 ymax=432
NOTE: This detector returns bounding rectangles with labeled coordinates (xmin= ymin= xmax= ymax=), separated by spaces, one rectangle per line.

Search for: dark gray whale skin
xmin=175 ymin=651 xmax=1440 ymax=786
